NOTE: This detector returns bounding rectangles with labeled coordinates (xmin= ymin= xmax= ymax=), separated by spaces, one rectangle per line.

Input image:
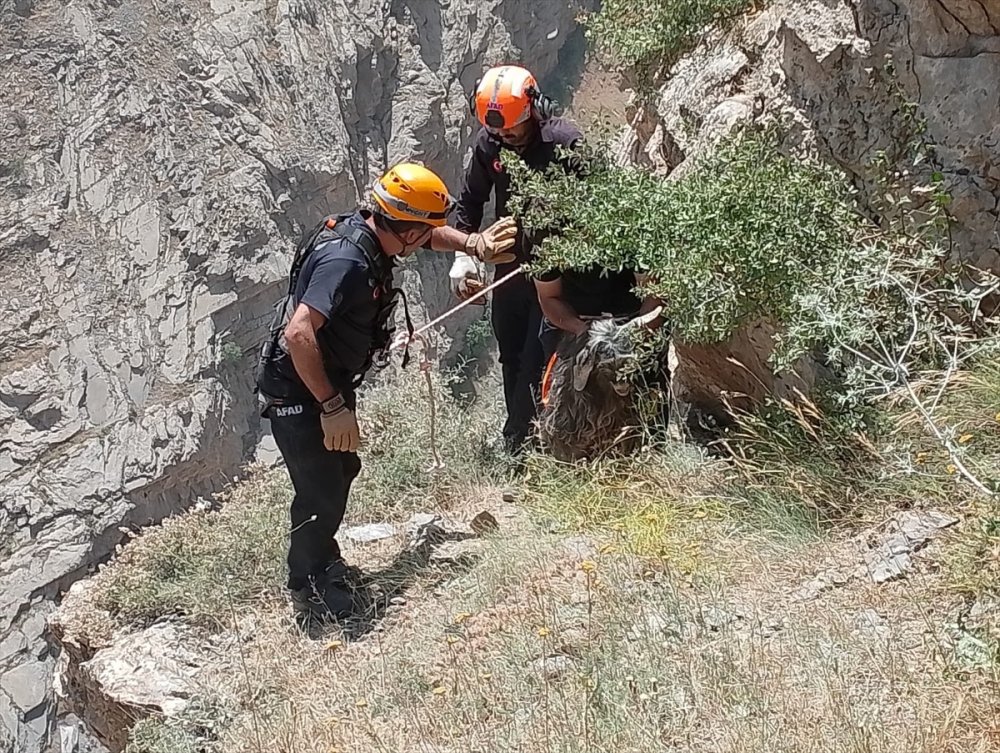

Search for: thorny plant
xmin=800 ymin=56 xmax=1000 ymax=497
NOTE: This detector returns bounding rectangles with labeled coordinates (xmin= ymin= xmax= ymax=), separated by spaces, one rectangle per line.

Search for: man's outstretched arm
xmin=431 ymin=140 xmax=492 ymax=252
xmin=535 ymin=276 xmax=588 ymax=337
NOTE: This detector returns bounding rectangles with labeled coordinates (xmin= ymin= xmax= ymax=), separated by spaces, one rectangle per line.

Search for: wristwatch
xmin=320 ymin=394 xmax=346 ymax=415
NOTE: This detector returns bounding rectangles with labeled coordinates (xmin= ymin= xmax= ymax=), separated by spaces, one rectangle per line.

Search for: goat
xmin=537 ymin=308 xmax=669 ymax=462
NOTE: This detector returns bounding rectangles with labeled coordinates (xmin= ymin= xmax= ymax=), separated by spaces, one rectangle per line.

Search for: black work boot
xmin=290 ymin=561 xmax=355 ymax=623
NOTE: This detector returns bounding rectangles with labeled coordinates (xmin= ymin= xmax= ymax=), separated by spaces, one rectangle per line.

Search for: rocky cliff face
xmin=0 ymin=1 xmax=590 ymax=750
xmin=621 ymin=0 xmax=1000 ymax=413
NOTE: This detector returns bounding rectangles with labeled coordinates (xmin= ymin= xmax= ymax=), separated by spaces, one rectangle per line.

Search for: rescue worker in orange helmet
xmin=257 ymin=163 xmax=462 ymax=623
xmin=430 ymin=64 xmax=584 ymax=456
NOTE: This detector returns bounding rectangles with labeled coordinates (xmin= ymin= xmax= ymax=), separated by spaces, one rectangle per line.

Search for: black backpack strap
xmin=398 ymin=287 xmax=414 ymax=368
xmin=258 ymin=213 xmax=414 ymax=392
xmin=330 ymin=223 xmax=383 ymax=269
xmin=256 ymin=213 xmax=356 ymax=386
xmin=331 ymin=222 xmax=415 ymax=371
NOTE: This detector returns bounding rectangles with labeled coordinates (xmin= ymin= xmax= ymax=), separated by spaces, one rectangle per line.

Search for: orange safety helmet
xmin=471 ymin=65 xmax=545 ymax=130
xmin=372 ymin=163 xmax=454 ymax=227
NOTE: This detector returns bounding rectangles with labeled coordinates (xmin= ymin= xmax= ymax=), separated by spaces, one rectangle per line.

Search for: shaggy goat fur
xmin=537 ymin=316 xmax=669 ymax=461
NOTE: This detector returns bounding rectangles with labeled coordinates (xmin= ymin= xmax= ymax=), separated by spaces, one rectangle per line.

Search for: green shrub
xmin=125 ymin=719 xmax=200 ymax=753
xmin=508 ymin=121 xmax=992 ymax=405
xmin=509 ymin=125 xmax=864 ymax=356
xmin=217 ymin=340 xmax=243 ymax=365
xmin=586 ymin=0 xmax=757 ymax=83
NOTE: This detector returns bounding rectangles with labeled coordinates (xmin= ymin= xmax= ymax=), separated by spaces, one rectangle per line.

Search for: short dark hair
xmin=373 ymin=211 xmax=431 ymax=235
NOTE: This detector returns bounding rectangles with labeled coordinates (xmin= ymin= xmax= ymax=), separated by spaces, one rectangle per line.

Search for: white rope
xmin=390 ymin=264 xmax=526 ymax=350
xmin=391 ymin=264 xmax=526 ymax=470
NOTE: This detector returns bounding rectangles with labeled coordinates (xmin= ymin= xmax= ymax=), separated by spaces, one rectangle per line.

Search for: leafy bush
xmin=125 ymin=719 xmax=200 ymax=753
xmin=509 ymin=125 xmax=864 ymax=356
xmin=586 ymin=0 xmax=757 ymax=83
xmin=508 ymin=121 xmax=998 ymax=408
xmin=217 ymin=340 xmax=243 ymax=365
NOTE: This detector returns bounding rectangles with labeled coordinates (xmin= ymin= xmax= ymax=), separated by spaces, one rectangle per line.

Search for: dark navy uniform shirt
xmin=266 ymin=211 xmax=387 ymax=399
xmin=538 ymin=265 xmax=643 ymax=319
xmin=453 ymin=117 xmax=583 ymax=275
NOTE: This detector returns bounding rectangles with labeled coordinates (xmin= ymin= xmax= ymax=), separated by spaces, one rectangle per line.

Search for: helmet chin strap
xmin=385 ymin=224 xmax=429 ymax=257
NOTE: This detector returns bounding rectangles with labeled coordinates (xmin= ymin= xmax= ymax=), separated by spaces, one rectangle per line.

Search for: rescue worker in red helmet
xmin=430 ymin=64 xmax=584 ymax=456
xmin=257 ymin=163 xmax=462 ymax=623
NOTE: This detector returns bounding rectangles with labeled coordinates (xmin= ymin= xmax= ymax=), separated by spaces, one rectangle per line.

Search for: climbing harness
xmin=256 ymin=213 xmax=415 ymax=395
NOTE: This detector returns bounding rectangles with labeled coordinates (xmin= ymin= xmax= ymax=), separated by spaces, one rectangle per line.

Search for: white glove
xmin=449 ymin=252 xmax=482 ymax=301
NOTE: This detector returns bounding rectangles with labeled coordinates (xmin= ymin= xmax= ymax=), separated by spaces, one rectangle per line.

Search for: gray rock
xmin=854 ymin=608 xmax=890 ymax=639
xmin=2 ymin=0 xmax=591 ymax=748
xmin=865 ymin=550 xmax=913 ymax=584
xmin=23 ymin=713 xmax=48 ymax=752
xmin=897 ymin=510 xmax=960 ymax=544
xmin=59 ymin=722 xmax=81 ymax=753
xmin=470 ymin=510 xmax=500 ymax=535
xmin=627 ymin=611 xmax=688 ymax=643
xmin=798 ymin=510 xmax=960 ymax=595
xmin=342 ymin=523 xmax=398 ymax=544
xmin=560 ymin=536 xmax=598 ymax=561
xmin=55 ymin=622 xmax=210 ymax=751
xmin=0 ymin=632 xmax=26 ymax=664
xmin=699 ymin=604 xmax=744 ymax=632
xmin=965 ymin=597 xmax=999 ymax=635
xmin=863 ymin=511 xmax=958 ymax=584
xmin=0 ymin=661 xmax=49 ymax=713
xmin=793 ymin=575 xmax=837 ymax=602
xmin=0 ymin=693 xmax=17 ymax=753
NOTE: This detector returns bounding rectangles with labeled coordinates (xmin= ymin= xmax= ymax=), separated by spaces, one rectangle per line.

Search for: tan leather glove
xmin=465 ymin=216 xmax=518 ymax=264
xmin=449 ymin=252 xmax=483 ymax=300
xmin=321 ymin=407 xmax=360 ymax=453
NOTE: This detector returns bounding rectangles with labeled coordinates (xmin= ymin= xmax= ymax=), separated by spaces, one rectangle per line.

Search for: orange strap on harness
xmin=540 ymin=352 xmax=558 ymax=407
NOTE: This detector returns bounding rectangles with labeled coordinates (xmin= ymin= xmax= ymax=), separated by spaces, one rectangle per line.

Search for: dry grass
xmin=94 ymin=365 xmax=508 ymax=628
xmin=192 ymin=504 xmax=999 ymax=753
xmin=351 ymin=362 xmax=510 ymax=522
xmin=94 ymin=467 xmax=289 ymax=627
xmin=88 ymin=362 xmax=1000 ymax=753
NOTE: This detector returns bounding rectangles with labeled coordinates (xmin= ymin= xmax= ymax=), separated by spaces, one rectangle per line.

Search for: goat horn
xmin=624 ymin=306 xmax=663 ymax=330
